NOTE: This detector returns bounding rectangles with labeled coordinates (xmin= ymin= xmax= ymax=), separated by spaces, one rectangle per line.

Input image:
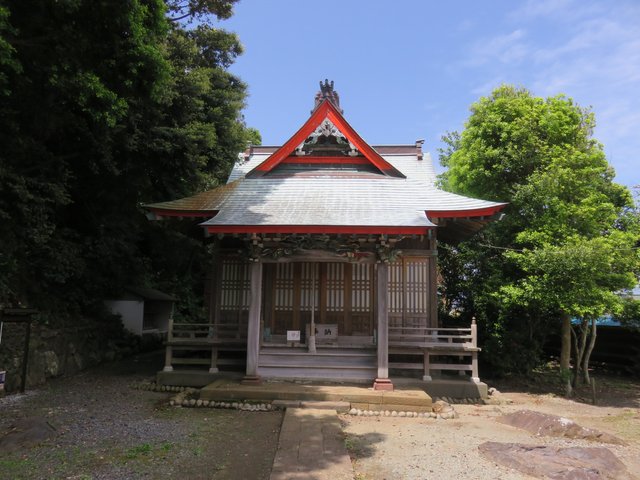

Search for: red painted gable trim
xmin=280 ymin=156 xmax=370 ymax=165
xmin=247 ymin=100 xmax=405 ymax=178
xmin=426 ymin=205 xmax=506 ymax=218
xmin=204 ymin=225 xmax=432 ymax=235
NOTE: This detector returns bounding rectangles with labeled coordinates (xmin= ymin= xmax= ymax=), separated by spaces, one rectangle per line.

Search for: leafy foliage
xmin=166 ymin=0 xmax=239 ymax=24
xmin=616 ymin=297 xmax=640 ymax=330
xmin=439 ymin=85 xmax=640 ymax=376
xmin=0 ymin=1 xmax=256 ymax=321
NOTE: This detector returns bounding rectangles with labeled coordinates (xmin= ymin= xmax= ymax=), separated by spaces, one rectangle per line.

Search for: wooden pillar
xmin=209 ymin=347 xmax=219 ymax=374
xmin=471 ymin=317 xmax=480 ymax=383
xmin=429 ymin=237 xmax=438 ymax=328
xmin=163 ymin=316 xmax=174 ymax=372
xmin=422 ymin=350 xmax=432 ymax=381
xmin=163 ymin=346 xmax=174 ymax=372
xmin=243 ymin=260 xmax=263 ymax=384
xmin=373 ymin=262 xmax=393 ymax=391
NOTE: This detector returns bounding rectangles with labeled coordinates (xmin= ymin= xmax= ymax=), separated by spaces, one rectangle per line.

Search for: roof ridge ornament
xmin=313 ymin=79 xmax=343 ymax=114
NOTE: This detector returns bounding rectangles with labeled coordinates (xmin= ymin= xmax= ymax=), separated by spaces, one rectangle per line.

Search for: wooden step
xmin=260 ymin=346 xmax=375 ymax=355
xmin=258 ymin=365 xmax=376 ymax=381
xmin=259 ymin=355 xmax=375 ymax=367
xmin=258 ymin=346 xmax=377 ymax=381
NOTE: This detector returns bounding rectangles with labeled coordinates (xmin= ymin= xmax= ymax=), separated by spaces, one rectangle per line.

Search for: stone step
xmin=199 ymin=381 xmax=433 ymax=411
xmin=272 ymin=400 xmax=351 ymax=413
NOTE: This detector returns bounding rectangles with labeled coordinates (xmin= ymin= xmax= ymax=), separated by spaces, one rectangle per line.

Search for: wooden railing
xmin=388 ymin=319 xmax=480 ymax=383
xmin=163 ymin=318 xmax=247 ymax=373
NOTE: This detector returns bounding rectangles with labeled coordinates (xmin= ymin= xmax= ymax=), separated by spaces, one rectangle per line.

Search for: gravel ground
xmin=1 ymin=352 xmax=639 ymax=480
xmin=0 ymin=352 xmax=282 ymax=480
xmin=342 ymin=390 xmax=640 ymax=479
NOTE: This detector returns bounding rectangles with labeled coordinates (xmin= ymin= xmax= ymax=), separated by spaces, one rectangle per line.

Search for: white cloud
xmin=465 ymin=29 xmax=530 ymax=66
xmin=453 ymin=1 xmax=640 ymax=186
xmin=508 ymin=0 xmax=576 ymax=21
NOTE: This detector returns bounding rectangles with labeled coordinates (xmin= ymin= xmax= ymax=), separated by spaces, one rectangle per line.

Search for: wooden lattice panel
xmin=325 ymin=263 xmax=344 ymax=312
xmin=350 ymin=264 xmax=373 ymax=335
xmin=388 ymin=257 xmax=430 ymax=328
xmin=300 ymin=262 xmax=319 ymax=310
xmin=215 ymin=257 xmax=250 ymax=337
xmin=220 ymin=259 xmax=250 ymax=311
xmin=274 ymin=263 xmax=294 ymax=311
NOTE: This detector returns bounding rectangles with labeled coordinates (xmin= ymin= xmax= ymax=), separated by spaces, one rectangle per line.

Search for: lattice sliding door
xmin=388 ymin=257 xmax=431 ymax=328
xmin=271 ymin=263 xmax=296 ymax=334
xmin=350 ymin=264 xmax=374 ymax=335
xmin=216 ymin=257 xmax=250 ymax=338
xmin=324 ymin=263 xmax=345 ymax=328
xmin=298 ymin=262 xmax=318 ymax=333
xmin=262 ymin=261 xmax=375 ymax=338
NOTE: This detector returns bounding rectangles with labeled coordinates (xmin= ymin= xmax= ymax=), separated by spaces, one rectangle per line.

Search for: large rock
xmin=43 ymin=350 xmax=61 ymax=378
xmin=479 ymin=442 xmax=633 ymax=480
xmin=497 ymin=410 xmax=626 ymax=445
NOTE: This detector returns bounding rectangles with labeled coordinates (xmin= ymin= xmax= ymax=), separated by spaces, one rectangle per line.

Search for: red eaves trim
xmin=247 ymin=100 xmax=405 ymax=178
xmin=426 ymin=205 xmax=506 ymax=218
xmin=204 ymin=225 xmax=433 ymax=235
xmin=149 ymin=209 xmax=216 ymax=218
xmin=280 ymin=156 xmax=370 ymax=164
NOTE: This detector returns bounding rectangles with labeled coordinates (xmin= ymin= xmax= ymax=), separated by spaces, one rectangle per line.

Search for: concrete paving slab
xmin=270 ymin=408 xmax=354 ymax=480
xmin=300 ymin=401 xmax=350 ymax=413
xmin=200 ymin=380 xmax=433 ymax=411
xmin=273 ymin=400 xmax=302 ymax=409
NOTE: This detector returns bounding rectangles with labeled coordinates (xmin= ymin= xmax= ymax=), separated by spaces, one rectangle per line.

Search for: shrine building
xmin=146 ymin=81 xmax=506 ymax=391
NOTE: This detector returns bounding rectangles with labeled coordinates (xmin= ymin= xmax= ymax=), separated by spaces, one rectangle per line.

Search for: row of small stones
xmin=134 ymin=383 xmax=479 ymax=406
xmin=348 ymin=408 xmax=457 ymax=420
xmin=135 ymin=382 xmax=458 ymax=418
xmin=170 ymin=396 xmax=273 ymax=411
xmin=134 ymin=381 xmax=187 ymax=393
xmin=168 ymin=398 xmax=456 ymax=419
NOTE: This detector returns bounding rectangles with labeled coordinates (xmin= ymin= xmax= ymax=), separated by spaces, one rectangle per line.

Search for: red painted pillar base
xmin=373 ymin=378 xmax=394 ymax=391
xmin=241 ymin=375 xmax=262 ymax=385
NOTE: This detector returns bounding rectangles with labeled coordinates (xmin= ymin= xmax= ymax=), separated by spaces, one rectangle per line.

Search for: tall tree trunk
xmin=560 ymin=312 xmax=572 ymax=397
xmin=582 ymin=318 xmax=597 ymax=385
xmin=572 ymin=319 xmax=588 ymax=388
xmin=571 ymin=326 xmax=579 ymax=389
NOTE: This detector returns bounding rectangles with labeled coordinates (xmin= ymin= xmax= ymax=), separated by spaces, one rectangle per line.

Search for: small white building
xmin=105 ymin=287 xmax=175 ymax=337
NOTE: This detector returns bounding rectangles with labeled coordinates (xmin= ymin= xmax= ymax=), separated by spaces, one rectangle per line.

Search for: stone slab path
xmin=270 ymin=408 xmax=354 ymax=480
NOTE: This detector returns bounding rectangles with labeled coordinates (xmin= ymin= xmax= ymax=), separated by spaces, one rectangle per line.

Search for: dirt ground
xmin=0 ymin=352 xmax=282 ymax=480
xmin=343 ymin=376 xmax=640 ymax=480
xmin=1 ymin=353 xmax=639 ymax=480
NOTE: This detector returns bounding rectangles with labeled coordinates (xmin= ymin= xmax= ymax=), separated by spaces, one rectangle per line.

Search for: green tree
xmin=166 ymin=0 xmax=239 ymax=24
xmin=0 ymin=0 xmax=256 ymax=320
xmin=439 ymin=85 xmax=639 ymax=393
xmin=0 ymin=0 xmax=171 ymax=312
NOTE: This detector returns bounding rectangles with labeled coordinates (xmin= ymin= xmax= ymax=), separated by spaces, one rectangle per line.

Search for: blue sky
xmin=220 ymin=0 xmax=639 ymax=189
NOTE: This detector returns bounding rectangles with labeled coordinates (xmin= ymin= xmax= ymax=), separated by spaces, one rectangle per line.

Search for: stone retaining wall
xmin=0 ymin=319 xmax=149 ymax=393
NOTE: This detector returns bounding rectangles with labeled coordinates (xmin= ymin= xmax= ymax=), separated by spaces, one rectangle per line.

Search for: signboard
xmin=305 ymin=324 xmax=338 ymax=342
xmin=286 ymin=330 xmax=301 ymax=342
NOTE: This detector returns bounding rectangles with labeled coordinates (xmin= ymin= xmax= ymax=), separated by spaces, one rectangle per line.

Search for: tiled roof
xmin=200 ymin=176 xmax=437 ymax=228
xmin=145 ymin=181 xmax=241 ymax=214
xmin=146 ymin=146 xmax=505 ymax=235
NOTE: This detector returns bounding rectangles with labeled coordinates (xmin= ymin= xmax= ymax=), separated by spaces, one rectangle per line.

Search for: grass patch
xmin=125 ymin=443 xmax=153 ymax=459
xmin=344 ymin=434 xmax=365 ymax=457
xmin=0 ymin=457 xmax=38 ymax=477
xmin=121 ymin=441 xmax=175 ymax=462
